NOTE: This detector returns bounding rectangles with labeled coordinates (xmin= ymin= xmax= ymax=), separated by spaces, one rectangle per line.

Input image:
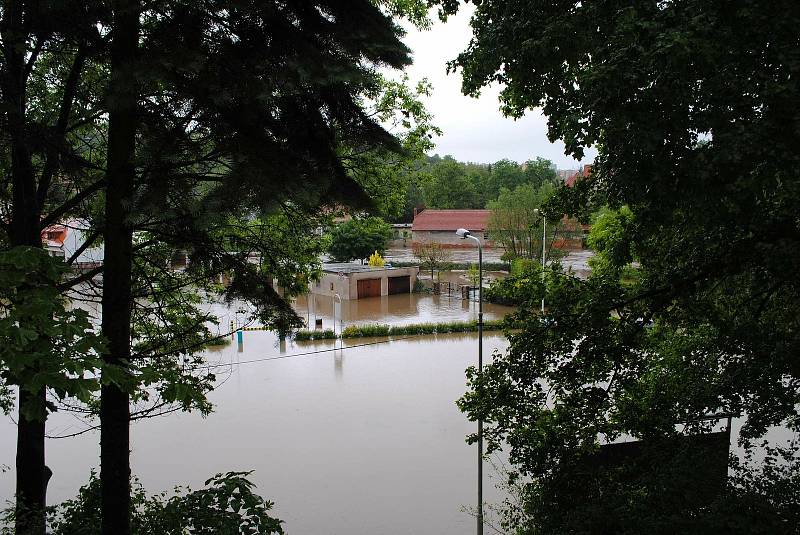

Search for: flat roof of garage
xmin=321 ymin=263 xmax=414 ymax=274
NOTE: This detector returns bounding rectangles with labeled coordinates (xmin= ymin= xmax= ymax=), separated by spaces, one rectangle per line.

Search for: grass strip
xmin=293 ymin=319 xmax=506 ymax=341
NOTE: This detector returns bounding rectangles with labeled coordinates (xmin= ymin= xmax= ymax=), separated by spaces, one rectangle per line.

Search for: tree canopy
xmin=441 ymin=0 xmax=800 ymax=531
xmin=486 ymin=182 xmax=558 ymax=261
xmin=400 ymin=154 xmax=562 ymax=216
xmin=327 ymin=217 xmax=393 ymax=264
xmin=1 ymin=0 xmax=425 ymax=532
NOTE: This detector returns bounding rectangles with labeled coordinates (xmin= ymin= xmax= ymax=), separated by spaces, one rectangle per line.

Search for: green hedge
xmin=342 ymin=319 xmax=505 ymax=338
xmin=293 ymin=329 xmax=337 ymax=341
xmin=203 ymin=336 xmax=232 ymax=348
xmin=293 ymin=319 xmax=506 ymax=341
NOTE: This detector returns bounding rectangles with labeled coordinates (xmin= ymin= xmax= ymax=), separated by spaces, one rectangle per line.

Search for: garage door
xmin=387 ymin=275 xmax=410 ymax=295
xmin=357 ymin=278 xmax=381 ymax=298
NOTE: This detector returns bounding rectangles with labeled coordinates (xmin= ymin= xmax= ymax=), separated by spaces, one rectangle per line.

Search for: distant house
xmin=565 ymin=164 xmax=592 ymax=188
xmin=411 ymin=209 xmax=494 ymax=247
xmin=557 ymin=168 xmax=580 ymax=181
xmin=41 ymin=224 xmax=68 ymax=259
xmin=564 ymin=164 xmax=594 ymax=247
xmin=59 ymin=220 xmax=105 ymax=271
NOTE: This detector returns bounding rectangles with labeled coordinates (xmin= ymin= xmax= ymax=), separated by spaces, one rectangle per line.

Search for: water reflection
xmin=333 ymin=352 xmax=343 ymax=380
xmin=1 ymin=330 xmax=511 ymax=535
xmin=293 ymin=292 xmax=513 ymax=331
xmin=2 ymin=293 xmax=515 ymax=534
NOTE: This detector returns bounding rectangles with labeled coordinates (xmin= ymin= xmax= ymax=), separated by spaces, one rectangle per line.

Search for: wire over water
xmin=203 ymin=335 xmax=418 ymax=369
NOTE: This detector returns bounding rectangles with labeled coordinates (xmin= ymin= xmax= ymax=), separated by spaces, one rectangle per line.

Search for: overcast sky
xmin=397 ymin=8 xmax=596 ymax=170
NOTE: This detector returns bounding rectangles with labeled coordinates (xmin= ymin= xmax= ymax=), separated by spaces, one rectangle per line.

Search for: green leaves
xmin=0 ymin=247 xmax=104 ymax=421
xmin=444 ymin=3 xmax=800 ymax=529
xmin=327 ymin=217 xmax=392 ymax=263
xmin=586 ymin=206 xmax=637 ymax=280
xmin=46 ymin=471 xmax=284 ymax=534
xmin=487 ymin=182 xmax=560 ymax=261
xmin=344 ymin=74 xmax=441 ymax=220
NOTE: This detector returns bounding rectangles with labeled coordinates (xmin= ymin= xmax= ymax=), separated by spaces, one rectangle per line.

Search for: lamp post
xmin=533 ymin=209 xmax=546 ymax=313
xmin=333 ymin=293 xmax=342 ymax=335
xmin=456 ymin=227 xmax=483 ymax=535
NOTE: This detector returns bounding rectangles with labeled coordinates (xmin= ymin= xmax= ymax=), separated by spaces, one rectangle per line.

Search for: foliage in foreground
xmin=26 ymin=472 xmax=283 ymax=535
xmin=441 ymin=0 xmax=800 ymax=531
xmin=492 ymin=443 xmax=800 ymax=535
xmin=2 ymin=0 xmax=432 ymax=530
xmin=483 ymin=262 xmax=546 ymax=307
xmin=0 ymin=248 xmax=104 ymax=419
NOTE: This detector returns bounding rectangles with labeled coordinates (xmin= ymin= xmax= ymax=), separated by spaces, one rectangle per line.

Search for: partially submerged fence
xmin=430 ymin=281 xmax=480 ymax=301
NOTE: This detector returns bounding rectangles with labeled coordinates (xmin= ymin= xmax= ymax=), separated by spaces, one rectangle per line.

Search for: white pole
xmin=541 ymin=217 xmax=546 ymax=313
xmin=455 ymin=228 xmax=484 ymax=535
xmin=468 ymin=234 xmax=484 ymax=535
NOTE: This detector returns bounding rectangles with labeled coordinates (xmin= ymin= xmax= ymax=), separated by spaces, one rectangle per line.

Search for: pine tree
xmin=2 ymin=1 xmax=425 ymax=532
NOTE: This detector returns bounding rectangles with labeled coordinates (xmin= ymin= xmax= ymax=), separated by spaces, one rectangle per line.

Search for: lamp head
xmin=455 ymin=228 xmax=470 ymax=239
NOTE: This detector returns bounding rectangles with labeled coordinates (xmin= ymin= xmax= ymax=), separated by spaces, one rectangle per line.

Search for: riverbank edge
xmin=293 ymin=319 xmax=506 ymax=341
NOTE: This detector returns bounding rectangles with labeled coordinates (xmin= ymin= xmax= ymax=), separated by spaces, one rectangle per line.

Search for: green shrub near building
xmin=294 ymin=319 xmax=506 ymax=341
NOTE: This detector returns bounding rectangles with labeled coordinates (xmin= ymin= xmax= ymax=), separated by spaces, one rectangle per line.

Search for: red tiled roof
xmin=566 ymin=164 xmax=592 ymax=187
xmin=41 ymin=224 xmax=68 ymax=246
xmin=412 ymin=209 xmax=492 ymax=232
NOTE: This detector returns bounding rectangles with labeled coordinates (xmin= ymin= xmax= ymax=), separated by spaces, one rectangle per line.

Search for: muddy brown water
xmin=291 ymin=292 xmax=514 ymax=331
xmin=6 ymin=290 xmax=785 ymax=532
xmin=1 ymin=295 xmax=514 ymax=534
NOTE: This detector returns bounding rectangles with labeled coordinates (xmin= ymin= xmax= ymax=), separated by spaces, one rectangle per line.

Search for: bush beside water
xmin=293 ymin=329 xmax=336 ymax=341
xmin=293 ymin=320 xmax=505 ymax=341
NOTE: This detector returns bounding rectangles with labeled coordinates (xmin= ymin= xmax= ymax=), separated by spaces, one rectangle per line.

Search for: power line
xmin=203 ymin=335 xmax=418 ymax=369
xmin=42 ymin=334 xmax=484 ymax=439
xmin=42 ymin=337 xmax=424 ymax=440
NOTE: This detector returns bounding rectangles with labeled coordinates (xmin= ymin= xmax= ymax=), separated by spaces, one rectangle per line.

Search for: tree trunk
xmin=15 ymin=390 xmax=46 ymax=535
xmin=2 ymin=2 xmax=50 ymax=531
xmin=100 ymin=1 xmax=138 ymax=533
xmin=10 ymin=150 xmax=48 ymax=535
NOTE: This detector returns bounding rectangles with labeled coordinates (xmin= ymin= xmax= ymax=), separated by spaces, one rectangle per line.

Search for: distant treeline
xmin=397 ymin=154 xmax=568 ymax=222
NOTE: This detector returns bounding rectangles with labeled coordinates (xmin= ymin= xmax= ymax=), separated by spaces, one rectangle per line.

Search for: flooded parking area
xmin=1 ymin=296 xmax=513 ymax=534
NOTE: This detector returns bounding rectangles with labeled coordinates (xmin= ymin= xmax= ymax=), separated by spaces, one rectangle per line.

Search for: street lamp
xmin=533 ymin=209 xmax=546 ymax=313
xmin=333 ymin=293 xmax=342 ymax=335
xmin=456 ymin=227 xmax=484 ymax=535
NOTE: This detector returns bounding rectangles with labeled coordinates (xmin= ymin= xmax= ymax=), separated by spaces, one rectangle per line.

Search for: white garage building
xmin=310 ymin=263 xmax=419 ymax=300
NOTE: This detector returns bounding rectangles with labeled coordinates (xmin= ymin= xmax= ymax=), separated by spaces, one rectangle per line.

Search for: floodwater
xmin=1 ymin=290 xmax=795 ymax=532
xmin=0 ymin=296 xmax=513 ymax=534
xmin=291 ymin=292 xmax=513 ymax=330
xmin=386 ymin=247 xmax=595 ymax=279
xmin=386 ymin=247 xmax=508 ymax=264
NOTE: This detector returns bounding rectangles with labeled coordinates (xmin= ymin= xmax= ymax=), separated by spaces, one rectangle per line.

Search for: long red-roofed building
xmin=411 ymin=209 xmax=494 ymax=247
